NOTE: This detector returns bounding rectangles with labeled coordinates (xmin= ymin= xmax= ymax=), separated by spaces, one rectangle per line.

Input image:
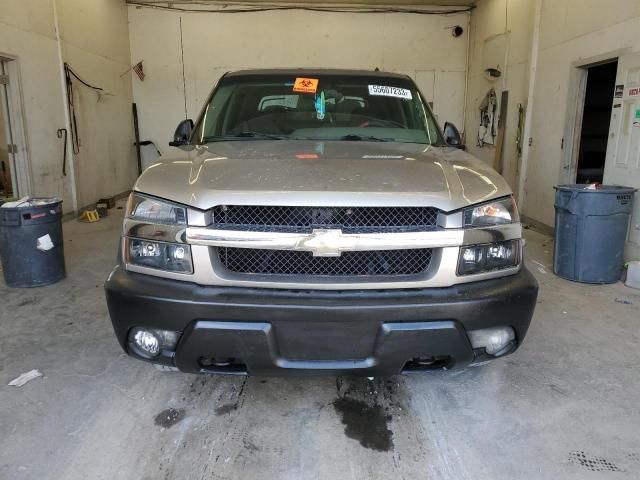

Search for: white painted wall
xmin=464 ymin=0 xmax=535 ymax=191
xmin=0 ymin=0 xmax=136 ymax=212
xmin=127 ymin=6 xmax=470 ymax=151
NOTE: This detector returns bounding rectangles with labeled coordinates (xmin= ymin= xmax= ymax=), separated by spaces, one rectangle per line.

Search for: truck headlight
xmin=125 ymin=238 xmax=193 ymax=273
xmin=463 ymin=196 xmax=518 ymax=227
xmin=458 ymin=240 xmax=520 ymax=275
xmin=124 ymin=193 xmax=193 ymax=273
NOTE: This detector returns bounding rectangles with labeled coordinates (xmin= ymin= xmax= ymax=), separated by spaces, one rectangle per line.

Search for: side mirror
xmin=443 ymin=122 xmax=465 ymax=150
xmin=169 ymin=119 xmax=194 ymax=147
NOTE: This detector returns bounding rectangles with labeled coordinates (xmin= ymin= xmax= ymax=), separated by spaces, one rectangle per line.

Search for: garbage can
xmin=553 ymin=185 xmax=636 ymax=284
xmin=0 ymin=198 xmax=66 ymax=287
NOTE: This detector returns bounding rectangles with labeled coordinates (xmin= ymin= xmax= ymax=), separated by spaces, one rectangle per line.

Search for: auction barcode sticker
xmin=368 ymin=85 xmax=412 ymax=100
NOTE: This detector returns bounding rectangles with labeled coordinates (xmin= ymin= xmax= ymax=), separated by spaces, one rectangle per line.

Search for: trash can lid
xmin=0 ymin=197 xmax=62 ymax=209
xmin=554 ymin=184 xmax=637 ymax=193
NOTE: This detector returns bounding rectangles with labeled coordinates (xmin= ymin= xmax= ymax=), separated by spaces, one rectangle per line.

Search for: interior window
xmin=258 ymin=95 xmax=300 ymax=111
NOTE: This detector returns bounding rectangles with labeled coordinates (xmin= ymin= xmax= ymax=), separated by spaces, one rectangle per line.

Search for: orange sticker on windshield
xmin=293 ymin=77 xmax=319 ymax=94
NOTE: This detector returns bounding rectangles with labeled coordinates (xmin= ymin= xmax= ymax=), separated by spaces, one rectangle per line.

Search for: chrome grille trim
xmin=185 ymin=223 xmax=522 ymax=254
xmin=186 ymin=228 xmax=464 ymax=255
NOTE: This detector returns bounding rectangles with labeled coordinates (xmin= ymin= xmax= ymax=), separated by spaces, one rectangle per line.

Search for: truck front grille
xmin=212 ymin=205 xmax=439 ymax=233
xmin=217 ymin=248 xmax=433 ymax=277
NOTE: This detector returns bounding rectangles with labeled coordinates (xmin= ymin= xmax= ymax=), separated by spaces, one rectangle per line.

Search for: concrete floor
xmin=1 ymin=204 xmax=639 ymax=480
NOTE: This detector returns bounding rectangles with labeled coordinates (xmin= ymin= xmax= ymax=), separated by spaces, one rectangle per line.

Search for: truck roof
xmin=224 ymin=68 xmax=411 ymax=80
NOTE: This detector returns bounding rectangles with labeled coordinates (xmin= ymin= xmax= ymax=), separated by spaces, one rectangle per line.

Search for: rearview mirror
xmin=169 ymin=119 xmax=194 ymax=147
xmin=443 ymin=122 xmax=465 ymax=150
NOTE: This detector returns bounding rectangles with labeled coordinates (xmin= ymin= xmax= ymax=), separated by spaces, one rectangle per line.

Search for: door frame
xmin=0 ymin=53 xmax=32 ymax=197
xmin=560 ymin=49 xmax=629 ymax=185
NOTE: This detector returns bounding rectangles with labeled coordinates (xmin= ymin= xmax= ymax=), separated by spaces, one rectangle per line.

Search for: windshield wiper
xmin=298 ymin=134 xmax=393 ymax=142
xmin=339 ymin=134 xmax=391 ymax=142
xmin=230 ymin=132 xmax=286 ymax=139
xmin=201 ymin=132 xmax=285 ymax=142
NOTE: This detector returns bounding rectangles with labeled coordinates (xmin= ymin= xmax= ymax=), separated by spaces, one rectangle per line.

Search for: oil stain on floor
xmin=154 ymin=408 xmax=186 ymax=428
xmin=332 ymin=396 xmax=394 ymax=452
xmin=215 ymin=403 xmax=239 ymax=416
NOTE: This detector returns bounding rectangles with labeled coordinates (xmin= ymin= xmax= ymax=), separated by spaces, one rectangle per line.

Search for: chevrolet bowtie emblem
xmin=299 ymin=229 xmax=357 ymax=257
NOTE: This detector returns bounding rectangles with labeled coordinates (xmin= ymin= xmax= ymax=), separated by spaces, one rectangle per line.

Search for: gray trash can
xmin=553 ymin=185 xmax=636 ymax=284
xmin=0 ymin=198 xmax=66 ymax=287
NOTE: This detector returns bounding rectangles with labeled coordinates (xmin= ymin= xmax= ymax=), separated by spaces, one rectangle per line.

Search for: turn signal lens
xmin=464 ymin=196 xmax=518 ymax=227
xmin=126 ymin=193 xmax=187 ymax=225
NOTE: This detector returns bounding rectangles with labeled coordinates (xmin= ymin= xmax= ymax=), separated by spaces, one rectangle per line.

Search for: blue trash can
xmin=553 ymin=185 xmax=636 ymax=284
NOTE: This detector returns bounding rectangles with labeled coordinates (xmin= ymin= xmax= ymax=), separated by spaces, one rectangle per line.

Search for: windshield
xmin=192 ymin=73 xmax=443 ymax=145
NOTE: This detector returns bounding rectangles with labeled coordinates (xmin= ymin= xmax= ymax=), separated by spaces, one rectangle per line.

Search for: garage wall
xmin=464 ymin=0 xmax=535 ymax=191
xmin=522 ymin=0 xmax=640 ymax=227
xmin=56 ymin=0 xmax=138 ymax=209
xmin=0 ymin=0 xmax=136 ymax=212
xmin=127 ymin=6 xmax=470 ymax=152
xmin=0 ymin=0 xmax=72 ymax=206
xmin=467 ymin=0 xmax=640 ymax=237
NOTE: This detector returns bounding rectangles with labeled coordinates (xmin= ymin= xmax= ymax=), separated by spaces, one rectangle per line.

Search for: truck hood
xmin=134 ymin=140 xmax=512 ymax=212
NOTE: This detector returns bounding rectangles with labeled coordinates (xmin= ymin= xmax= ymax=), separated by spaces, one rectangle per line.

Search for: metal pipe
xmin=53 ymin=0 xmax=78 ymax=211
xmin=517 ymin=0 xmax=542 ymax=210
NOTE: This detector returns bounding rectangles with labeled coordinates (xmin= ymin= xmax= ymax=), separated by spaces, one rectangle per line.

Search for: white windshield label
xmin=368 ymin=85 xmax=412 ymax=100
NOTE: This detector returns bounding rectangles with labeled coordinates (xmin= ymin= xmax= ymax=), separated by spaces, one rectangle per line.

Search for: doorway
xmin=0 ymin=88 xmax=11 ymax=199
xmin=575 ymin=61 xmax=618 ymax=184
xmin=0 ymin=55 xmax=31 ymax=200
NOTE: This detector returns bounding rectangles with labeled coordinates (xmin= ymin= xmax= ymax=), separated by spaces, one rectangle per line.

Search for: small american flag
xmin=132 ymin=61 xmax=145 ymax=81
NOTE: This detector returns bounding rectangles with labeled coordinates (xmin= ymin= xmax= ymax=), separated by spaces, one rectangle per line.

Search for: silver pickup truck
xmin=105 ymin=69 xmax=538 ymax=376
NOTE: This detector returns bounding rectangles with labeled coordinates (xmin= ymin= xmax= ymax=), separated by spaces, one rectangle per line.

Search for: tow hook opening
xmin=402 ymin=356 xmax=451 ymax=372
xmin=198 ymin=356 xmax=247 ymax=374
xmin=200 ymin=356 xmax=235 ymax=368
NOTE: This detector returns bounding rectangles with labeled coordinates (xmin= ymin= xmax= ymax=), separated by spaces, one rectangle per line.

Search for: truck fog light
xmin=131 ymin=328 xmax=160 ymax=357
xmin=128 ymin=327 xmax=181 ymax=359
xmin=467 ymin=326 xmax=515 ymax=356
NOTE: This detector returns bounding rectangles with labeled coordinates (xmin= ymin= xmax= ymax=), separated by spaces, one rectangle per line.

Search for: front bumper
xmin=105 ymin=266 xmax=538 ymax=376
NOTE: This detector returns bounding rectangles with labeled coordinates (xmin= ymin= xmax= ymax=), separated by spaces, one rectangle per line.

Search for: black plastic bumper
xmin=105 ymin=267 xmax=538 ymax=376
